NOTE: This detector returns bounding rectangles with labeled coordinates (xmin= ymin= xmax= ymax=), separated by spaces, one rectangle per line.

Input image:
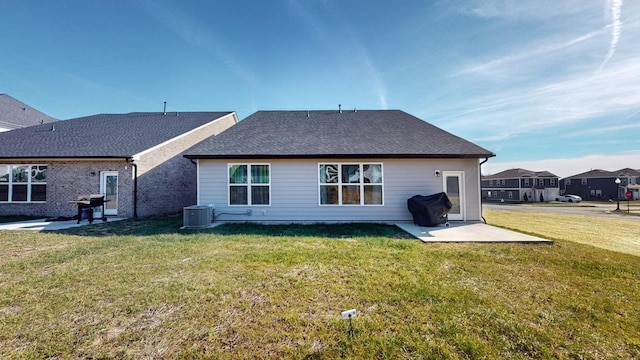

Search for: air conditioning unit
xmin=183 ymin=205 xmax=212 ymax=228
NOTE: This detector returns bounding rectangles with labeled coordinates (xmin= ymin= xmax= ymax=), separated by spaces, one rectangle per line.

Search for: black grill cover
xmin=407 ymin=192 xmax=453 ymax=226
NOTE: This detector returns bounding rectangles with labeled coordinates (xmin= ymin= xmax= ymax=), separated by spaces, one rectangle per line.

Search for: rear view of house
xmin=0 ymin=111 xmax=237 ymax=218
xmin=184 ymin=110 xmax=495 ymax=223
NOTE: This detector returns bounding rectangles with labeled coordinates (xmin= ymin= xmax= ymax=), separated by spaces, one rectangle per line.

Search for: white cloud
xmin=456 ymin=30 xmax=602 ymax=77
xmin=445 ymin=56 xmax=640 ymax=143
xmin=442 ymin=1 xmax=640 ymax=147
xmin=565 ymin=122 xmax=640 ymax=137
xmin=598 ymin=0 xmax=623 ymax=72
xmin=459 ymin=0 xmax=595 ymax=20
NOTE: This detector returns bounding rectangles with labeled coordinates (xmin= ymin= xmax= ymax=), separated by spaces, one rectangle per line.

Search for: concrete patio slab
xmin=396 ymin=222 xmax=553 ymax=243
xmin=0 ymin=217 xmax=126 ymax=231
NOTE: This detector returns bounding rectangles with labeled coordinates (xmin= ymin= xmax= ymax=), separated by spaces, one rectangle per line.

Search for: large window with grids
xmin=228 ymin=164 xmax=270 ymax=206
xmin=0 ymin=165 xmax=47 ymax=202
xmin=319 ymin=163 xmax=383 ymax=205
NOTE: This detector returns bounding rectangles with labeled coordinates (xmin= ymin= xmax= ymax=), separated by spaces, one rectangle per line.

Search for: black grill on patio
xmin=407 ymin=192 xmax=453 ymax=227
xmin=68 ymin=194 xmax=108 ymax=224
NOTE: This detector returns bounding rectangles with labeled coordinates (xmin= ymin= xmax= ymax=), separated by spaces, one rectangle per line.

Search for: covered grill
xmin=68 ymin=194 xmax=108 ymax=224
xmin=407 ymin=192 xmax=452 ymax=227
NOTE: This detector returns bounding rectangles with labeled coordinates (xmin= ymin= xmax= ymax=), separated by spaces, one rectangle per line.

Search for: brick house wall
xmin=0 ymin=113 xmax=236 ymax=218
xmin=0 ymin=160 xmax=133 ymax=217
xmin=134 ymin=113 xmax=237 ymax=217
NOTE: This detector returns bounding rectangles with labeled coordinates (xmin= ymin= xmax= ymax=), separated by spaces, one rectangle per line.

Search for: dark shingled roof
xmin=483 ymin=168 xmax=558 ymax=179
xmin=0 ymin=111 xmax=233 ymax=159
xmin=185 ymin=110 xmax=495 ymax=159
xmin=564 ymin=168 xmax=640 ymax=179
xmin=0 ymin=94 xmax=58 ymax=130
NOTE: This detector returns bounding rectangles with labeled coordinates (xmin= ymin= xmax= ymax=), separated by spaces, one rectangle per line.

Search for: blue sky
xmin=1 ymin=0 xmax=639 ymax=177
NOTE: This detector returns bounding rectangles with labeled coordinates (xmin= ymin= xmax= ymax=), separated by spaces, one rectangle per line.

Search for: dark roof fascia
xmin=0 ymin=156 xmax=132 ymax=161
xmin=185 ymin=153 xmax=496 ymax=160
xmin=483 ymin=175 xmax=524 ymax=180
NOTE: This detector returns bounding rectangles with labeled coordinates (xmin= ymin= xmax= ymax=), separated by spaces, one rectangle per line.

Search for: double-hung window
xmin=319 ymin=163 xmax=383 ymax=205
xmin=0 ymin=165 xmax=47 ymax=202
xmin=228 ymin=164 xmax=270 ymax=205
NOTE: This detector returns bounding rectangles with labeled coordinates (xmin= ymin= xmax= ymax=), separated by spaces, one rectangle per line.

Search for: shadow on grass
xmin=0 ymin=215 xmax=43 ymax=224
xmin=50 ymin=213 xmax=414 ymax=239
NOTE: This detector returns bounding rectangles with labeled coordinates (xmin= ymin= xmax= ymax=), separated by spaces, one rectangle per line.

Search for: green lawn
xmin=484 ymin=208 xmax=640 ymax=257
xmin=1 ymin=215 xmax=639 ymax=359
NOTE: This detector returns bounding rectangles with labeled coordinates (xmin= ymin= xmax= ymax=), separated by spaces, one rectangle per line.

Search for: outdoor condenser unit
xmin=183 ymin=205 xmax=212 ymax=228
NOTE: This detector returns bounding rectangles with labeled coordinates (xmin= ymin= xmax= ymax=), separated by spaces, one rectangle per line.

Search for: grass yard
xmin=1 ymin=215 xmax=639 ymax=359
xmin=484 ymin=208 xmax=640 ymax=257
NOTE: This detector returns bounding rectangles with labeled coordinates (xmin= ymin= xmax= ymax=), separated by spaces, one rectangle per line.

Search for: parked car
xmin=555 ymin=194 xmax=582 ymax=203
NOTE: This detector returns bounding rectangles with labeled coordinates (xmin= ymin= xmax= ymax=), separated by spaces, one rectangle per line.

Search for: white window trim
xmin=0 ymin=164 xmax=47 ymax=203
xmin=227 ymin=163 xmax=271 ymax=206
xmin=318 ymin=163 xmax=384 ymax=206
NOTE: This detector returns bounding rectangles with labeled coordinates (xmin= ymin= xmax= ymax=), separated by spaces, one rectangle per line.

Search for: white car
xmin=555 ymin=194 xmax=582 ymax=203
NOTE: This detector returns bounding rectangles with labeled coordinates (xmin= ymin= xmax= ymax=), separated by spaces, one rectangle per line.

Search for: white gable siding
xmin=197 ymin=158 xmax=482 ymax=223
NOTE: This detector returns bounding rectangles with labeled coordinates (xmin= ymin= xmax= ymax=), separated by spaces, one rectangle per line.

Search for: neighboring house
xmin=481 ymin=168 xmax=559 ymax=202
xmin=0 ymin=111 xmax=237 ymax=218
xmin=560 ymin=168 xmax=640 ymax=201
xmin=184 ymin=110 xmax=495 ymax=223
xmin=0 ymin=94 xmax=57 ymax=132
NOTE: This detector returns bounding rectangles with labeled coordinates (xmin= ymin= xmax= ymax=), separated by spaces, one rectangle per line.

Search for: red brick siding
xmin=0 ymin=114 xmax=236 ymax=218
xmin=0 ymin=160 xmax=132 ymax=217
xmin=134 ymin=114 xmax=236 ymax=217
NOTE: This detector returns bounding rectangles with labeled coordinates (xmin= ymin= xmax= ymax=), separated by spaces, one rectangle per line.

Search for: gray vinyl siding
xmin=197 ymin=158 xmax=482 ymax=223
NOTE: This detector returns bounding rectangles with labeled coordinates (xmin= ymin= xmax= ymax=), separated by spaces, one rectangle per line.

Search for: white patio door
xmin=100 ymin=171 xmax=118 ymax=216
xmin=443 ymin=171 xmax=465 ymax=221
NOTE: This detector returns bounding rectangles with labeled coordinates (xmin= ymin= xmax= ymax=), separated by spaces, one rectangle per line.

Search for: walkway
xmin=0 ymin=218 xmax=126 ymax=231
xmin=396 ymin=222 xmax=553 ymax=243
